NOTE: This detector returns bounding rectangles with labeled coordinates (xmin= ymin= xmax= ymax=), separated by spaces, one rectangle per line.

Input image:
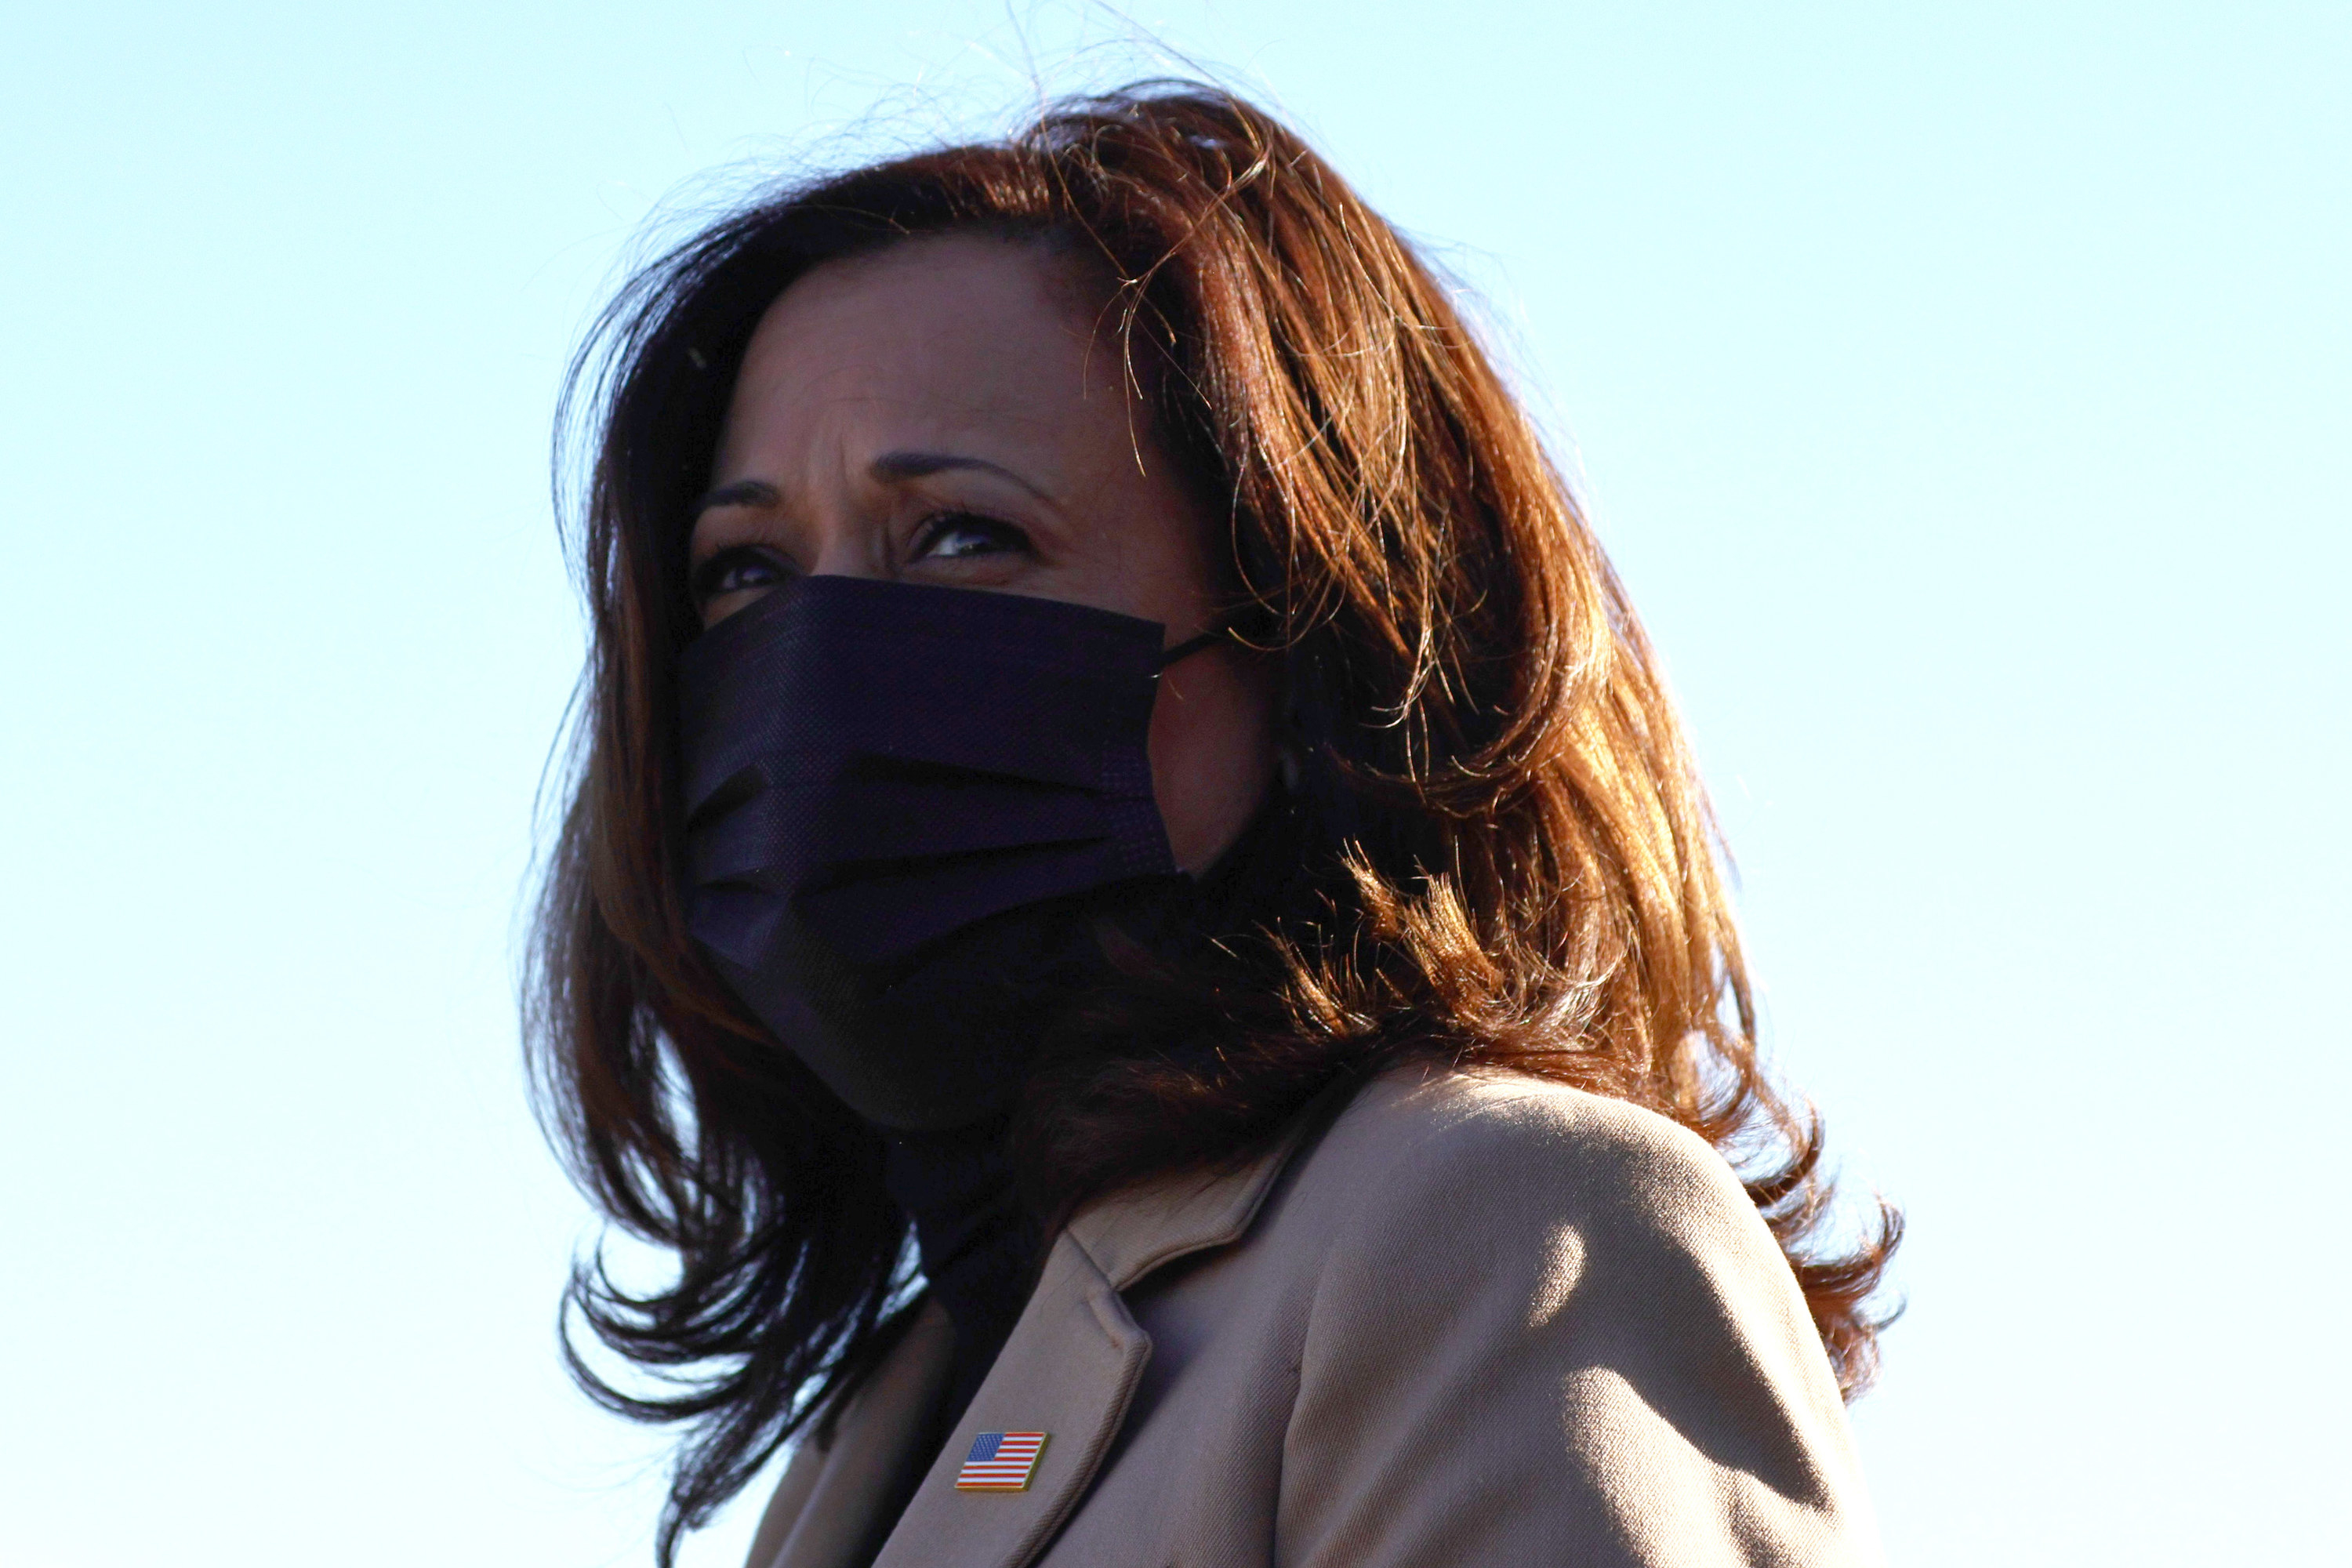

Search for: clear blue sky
xmin=2 ymin=3 xmax=2345 ymax=1565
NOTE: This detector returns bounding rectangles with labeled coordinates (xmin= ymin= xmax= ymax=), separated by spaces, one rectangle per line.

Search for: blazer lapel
xmin=753 ymin=1302 xmax=956 ymax=1568
xmin=876 ymin=1125 xmax=1316 ymax=1568
xmin=873 ymin=1227 xmax=1142 ymax=1568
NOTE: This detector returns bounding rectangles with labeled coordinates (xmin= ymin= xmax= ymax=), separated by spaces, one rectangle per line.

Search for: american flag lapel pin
xmin=955 ymin=1431 xmax=1049 ymax=1492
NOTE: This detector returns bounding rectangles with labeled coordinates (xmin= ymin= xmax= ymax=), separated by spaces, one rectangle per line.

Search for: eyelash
xmin=910 ymin=510 xmax=1032 ymax=562
xmin=689 ymin=512 xmax=1033 ymax=602
xmin=688 ymin=545 xmax=791 ymax=604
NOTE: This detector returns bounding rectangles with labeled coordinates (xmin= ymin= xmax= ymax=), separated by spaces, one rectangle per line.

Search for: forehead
xmin=724 ymin=234 xmax=1127 ymax=456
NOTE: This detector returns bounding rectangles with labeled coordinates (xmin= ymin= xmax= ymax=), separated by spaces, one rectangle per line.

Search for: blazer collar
xmin=867 ymin=1121 xmax=1315 ymax=1568
xmin=1062 ymin=1135 xmax=1302 ymax=1290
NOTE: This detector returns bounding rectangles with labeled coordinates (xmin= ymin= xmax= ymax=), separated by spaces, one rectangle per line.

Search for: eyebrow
xmin=870 ymin=449 xmax=1054 ymax=504
xmin=691 ymin=478 xmax=781 ymax=516
xmin=689 ymin=452 xmax=1054 ymax=520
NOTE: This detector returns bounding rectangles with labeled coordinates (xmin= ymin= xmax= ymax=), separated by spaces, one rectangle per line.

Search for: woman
xmin=531 ymin=83 xmax=1898 ymax=1568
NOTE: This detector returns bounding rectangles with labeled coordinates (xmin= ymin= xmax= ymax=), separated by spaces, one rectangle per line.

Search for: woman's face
xmin=691 ymin=234 xmax=1277 ymax=875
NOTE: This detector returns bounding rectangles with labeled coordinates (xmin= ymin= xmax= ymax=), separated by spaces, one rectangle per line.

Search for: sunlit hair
xmin=532 ymin=81 xmax=1900 ymax=1565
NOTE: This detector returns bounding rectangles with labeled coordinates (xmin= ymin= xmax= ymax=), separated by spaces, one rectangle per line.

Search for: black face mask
xmin=676 ymin=573 xmax=1228 ymax=1131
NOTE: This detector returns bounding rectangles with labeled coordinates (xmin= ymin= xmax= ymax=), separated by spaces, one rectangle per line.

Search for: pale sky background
xmin=2 ymin=2 xmax=2346 ymax=1565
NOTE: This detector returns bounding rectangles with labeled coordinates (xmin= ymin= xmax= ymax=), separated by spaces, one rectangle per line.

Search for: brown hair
xmin=532 ymin=81 xmax=1899 ymax=1564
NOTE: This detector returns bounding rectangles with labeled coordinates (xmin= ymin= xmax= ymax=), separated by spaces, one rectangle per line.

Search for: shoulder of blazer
xmin=1302 ymin=1064 xmax=1756 ymax=1220
xmin=1062 ymin=1062 xmax=1757 ymax=1296
xmin=1277 ymin=1065 xmax=1800 ymax=1305
xmin=1250 ymin=1079 xmax=1872 ymax=1564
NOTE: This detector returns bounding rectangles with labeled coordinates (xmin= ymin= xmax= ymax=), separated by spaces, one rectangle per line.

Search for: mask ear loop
xmin=1156 ymin=617 xmax=1311 ymax=796
xmin=1156 ymin=625 xmax=1232 ymax=670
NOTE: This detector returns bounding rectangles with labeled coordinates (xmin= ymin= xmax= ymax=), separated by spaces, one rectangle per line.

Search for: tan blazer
xmin=745 ymin=1068 xmax=1884 ymax=1568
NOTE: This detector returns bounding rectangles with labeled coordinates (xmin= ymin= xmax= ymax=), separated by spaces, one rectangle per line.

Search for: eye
xmin=690 ymin=544 xmax=793 ymax=605
xmin=910 ymin=510 xmax=1033 ymax=564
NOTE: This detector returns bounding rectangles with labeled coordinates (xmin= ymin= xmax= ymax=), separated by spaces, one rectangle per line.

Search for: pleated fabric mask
xmin=676 ymin=572 xmax=1223 ymax=1130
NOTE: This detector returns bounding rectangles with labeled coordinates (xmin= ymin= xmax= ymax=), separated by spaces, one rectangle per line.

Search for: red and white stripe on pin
xmin=955 ymin=1431 xmax=1048 ymax=1491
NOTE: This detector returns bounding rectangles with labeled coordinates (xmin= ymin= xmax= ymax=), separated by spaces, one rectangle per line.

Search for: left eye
xmin=913 ymin=512 xmax=1031 ymax=562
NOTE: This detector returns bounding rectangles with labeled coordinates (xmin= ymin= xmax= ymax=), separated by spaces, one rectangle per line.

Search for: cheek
xmin=1146 ymin=654 xmax=1279 ymax=875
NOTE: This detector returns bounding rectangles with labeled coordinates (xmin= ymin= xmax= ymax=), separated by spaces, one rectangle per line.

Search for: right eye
xmin=691 ymin=545 xmax=793 ymax=608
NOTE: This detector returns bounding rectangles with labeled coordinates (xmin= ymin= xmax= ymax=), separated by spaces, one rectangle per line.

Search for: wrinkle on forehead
xmin=786 ymin=231 xmax=1145 ymax=416
xmin=721 ymin=233 xmax=1160 ymax=501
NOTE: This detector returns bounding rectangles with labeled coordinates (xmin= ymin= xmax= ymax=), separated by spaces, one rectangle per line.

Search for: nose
xmin=801 ymin=518 xmax=893 ymax=582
